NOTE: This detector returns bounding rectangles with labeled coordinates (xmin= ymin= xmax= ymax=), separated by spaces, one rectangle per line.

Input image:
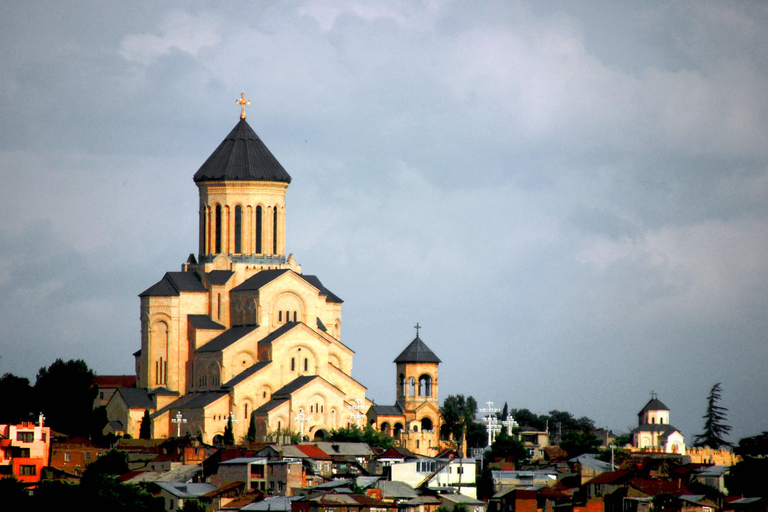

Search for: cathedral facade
xmin=105 ymin=102 xmax=443 ymax=455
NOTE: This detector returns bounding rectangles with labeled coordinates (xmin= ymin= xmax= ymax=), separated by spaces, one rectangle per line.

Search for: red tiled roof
xmin=94 ymin=375 xmax=137 ymax=388
xmin=629 ymin=477 xmax=690 ymax=496
xmin=297 ymin=444 xmax=331 ymax=459
xmin=585 ymin=470 xmax=633 ymax=485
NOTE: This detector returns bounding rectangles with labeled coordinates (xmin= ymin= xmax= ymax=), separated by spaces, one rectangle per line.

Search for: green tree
xmin=34 ymin=359 xmax=97 ymax=437
xmin=0 ymin=373 xmax=35 ymax=424
xmin=734 ymin=431 xmax=768 ymax=457
xmin=477 ymin=466 xmax=495 ymax=501
xmin=560 ymin=430 xmax=602 ymax=458
xmin=223 ymin=415 xmax=235 ymax=446
xmin=441 ymin=394 xmax=478 ymax=455
xmin=82 ymin=449 xmax=129 ymax=482
xmin=724 ymin=457 xmax=768 ymax=496
xmin=181 ymin=498 xmax=208 ymax=512
xmin=329 ymin=425 xmax=394 ymax=449
xmin=140 ymin=409 xmax=151 ymax=439
xmin=693 ymin=383 xmax=732 ymax=448
xmin=246 ymin=412 xmax=257 ymax=442
xmin=441 ymin=395 xmax=478 ymax=491
xmin=486 ymin=431 xmax=528 ymax=465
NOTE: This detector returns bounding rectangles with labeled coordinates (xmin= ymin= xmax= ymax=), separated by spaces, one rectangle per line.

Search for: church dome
xmin=193 ymin=118 xmax=292 ymax=183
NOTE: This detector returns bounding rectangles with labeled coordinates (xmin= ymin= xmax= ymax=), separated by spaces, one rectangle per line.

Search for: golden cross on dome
xmin=236 ymin=93 xmax=251 ymax=119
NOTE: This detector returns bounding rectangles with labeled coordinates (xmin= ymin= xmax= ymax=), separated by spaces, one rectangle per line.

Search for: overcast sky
xmin=1 ymin=1 xmax=767 ymax=443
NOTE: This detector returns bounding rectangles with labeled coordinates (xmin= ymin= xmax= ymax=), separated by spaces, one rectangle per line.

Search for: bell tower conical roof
xmin=193 ymin=118 xmax=292 ymax=183
xmin=394 ymin=335 xmax=441 ymax=364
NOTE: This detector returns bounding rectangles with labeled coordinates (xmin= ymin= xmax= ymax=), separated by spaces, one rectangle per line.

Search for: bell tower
xmin=395 ymin=324 xmax=441 ymax=409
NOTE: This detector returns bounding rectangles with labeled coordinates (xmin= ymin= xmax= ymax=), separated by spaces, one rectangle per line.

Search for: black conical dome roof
xmin=394 ymin=336 xmax=441 ymax=364
xmin=193 ymin=119 xmax=292 ymax=183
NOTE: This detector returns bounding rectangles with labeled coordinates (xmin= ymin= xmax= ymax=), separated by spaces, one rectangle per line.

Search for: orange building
xmin=0 ymin=417 xmax=51 ymax=486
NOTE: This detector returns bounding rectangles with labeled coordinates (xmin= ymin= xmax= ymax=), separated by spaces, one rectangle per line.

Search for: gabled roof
xmin=117 ymin=387 xmax=153 ymax=409
xmin=256 ymin=322 xmax=301 ymax=347
xmin=232 ymin=270 xmax=343 ymax=304
xmin=272 ymin=375 xmax=322 ymax=398
xmin=222 ymin=361 xmax=271 ymax=388
xmin=94 ymin=375 xmax=136 ymax=388
xmin=584 ymin=470 xmax=632 ymax=486
xmin=140 ymin=271 xmax=207 ymax=297
xmin=369 ymin=404 xmax=403 ymax=416
xmin=232 ymin=269 xmax=290 ymax=292
xmin=196 ymin=325 xmax=260 ymax=353
xmin=394 ymin=336 xmax=441 ymax=364
xmin=302 ymin=275 xmax=343 ymax=303
xmin=154 ymin=482 xmax=218 ymax=498
xmin=193 ymin=118 xmax=292 ymax=183
xmin=176 ymin=391 xmax=229 ymax=410
xmin=639 ymin=398 xmax=670 ymax=413
xmin=188 ymin=314 xmax=226 ymax=330
xmin=206 ymin=270 xmax=234 ymax=285
xmin=631 ymin=423 xmax=680 ymax=435
xmin=148 ymin=387 xmax=178 ymax=397
xmin=295 ymin=444 xmax=331 ymax=459
xmin=254 ymin=398 xmax=289 ymax=414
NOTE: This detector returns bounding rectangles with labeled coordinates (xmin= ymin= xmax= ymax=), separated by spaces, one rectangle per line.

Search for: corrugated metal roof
xmin=194 ymin=119 xmax=292 ymax=183
xmin=394 ymin=336 xmax=441 ymax=364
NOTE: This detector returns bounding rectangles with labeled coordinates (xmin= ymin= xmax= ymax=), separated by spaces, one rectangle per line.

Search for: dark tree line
xmin=0 ymin=358 xmax=100 ymax=438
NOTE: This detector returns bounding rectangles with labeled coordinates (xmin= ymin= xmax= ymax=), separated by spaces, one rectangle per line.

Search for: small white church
xmin=631 ymin=394 xmax=686 ymax=454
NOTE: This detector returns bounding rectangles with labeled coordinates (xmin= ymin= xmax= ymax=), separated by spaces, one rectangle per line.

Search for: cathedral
xmin=105 ymin=98 xmax=442 ymax=455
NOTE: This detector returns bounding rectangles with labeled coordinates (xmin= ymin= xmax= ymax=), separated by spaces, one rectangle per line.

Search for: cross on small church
xmin=414 ymin=323 xmax=421 ymax=337
xmin=294 ymin=410 xmax=309 ymax=439
xmin=650 ymin=390 xmax=658 ymax=400
xmin=236 ymin=93 xmax=251 ymax=120
xmin=171 ymin=411 xmax=187 ymax=437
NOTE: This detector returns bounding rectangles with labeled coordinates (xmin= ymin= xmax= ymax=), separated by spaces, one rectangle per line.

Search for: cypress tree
xmin=694 ymin=383 xmax=732 ymax=448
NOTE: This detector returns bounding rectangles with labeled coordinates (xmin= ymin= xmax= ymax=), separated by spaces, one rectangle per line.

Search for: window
xmin=304 ymin=358 xmax=308 ymax=372
xmin=85 ymin=452 xmax=91 ymax=461
xmin=409 ymin=377 xmax=416 ymax=397
xmin=419 ymin=375 xmax=432 ymax=396
xmin=99 ymin=391 xmax=104 ymax=400
xmin=19 ymin=465 xmax=36 ymax=476
xmin=273 ymin=207 xmax=278 ymax=254
xmin=18 ymin=448 xmax=30 ymax=458
xmin=234 ymin=205 xmax=242 ymax=253
xmin=293 ymin=311 xmax=297 ymax=322
xmin=279 ymin=311 xmax=283 ymax=322
xmin=17 ymin=432 xmax=34 ymax=443
xmin=64 ymin=452 xmax=71 ymax=462
xmin=256 ymin=206 xmax=263 ymax=253
xmin=215 ymin=205 xmax=222 ymax=254
xmin=291 ymin=358 xmax=295 ymax=371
